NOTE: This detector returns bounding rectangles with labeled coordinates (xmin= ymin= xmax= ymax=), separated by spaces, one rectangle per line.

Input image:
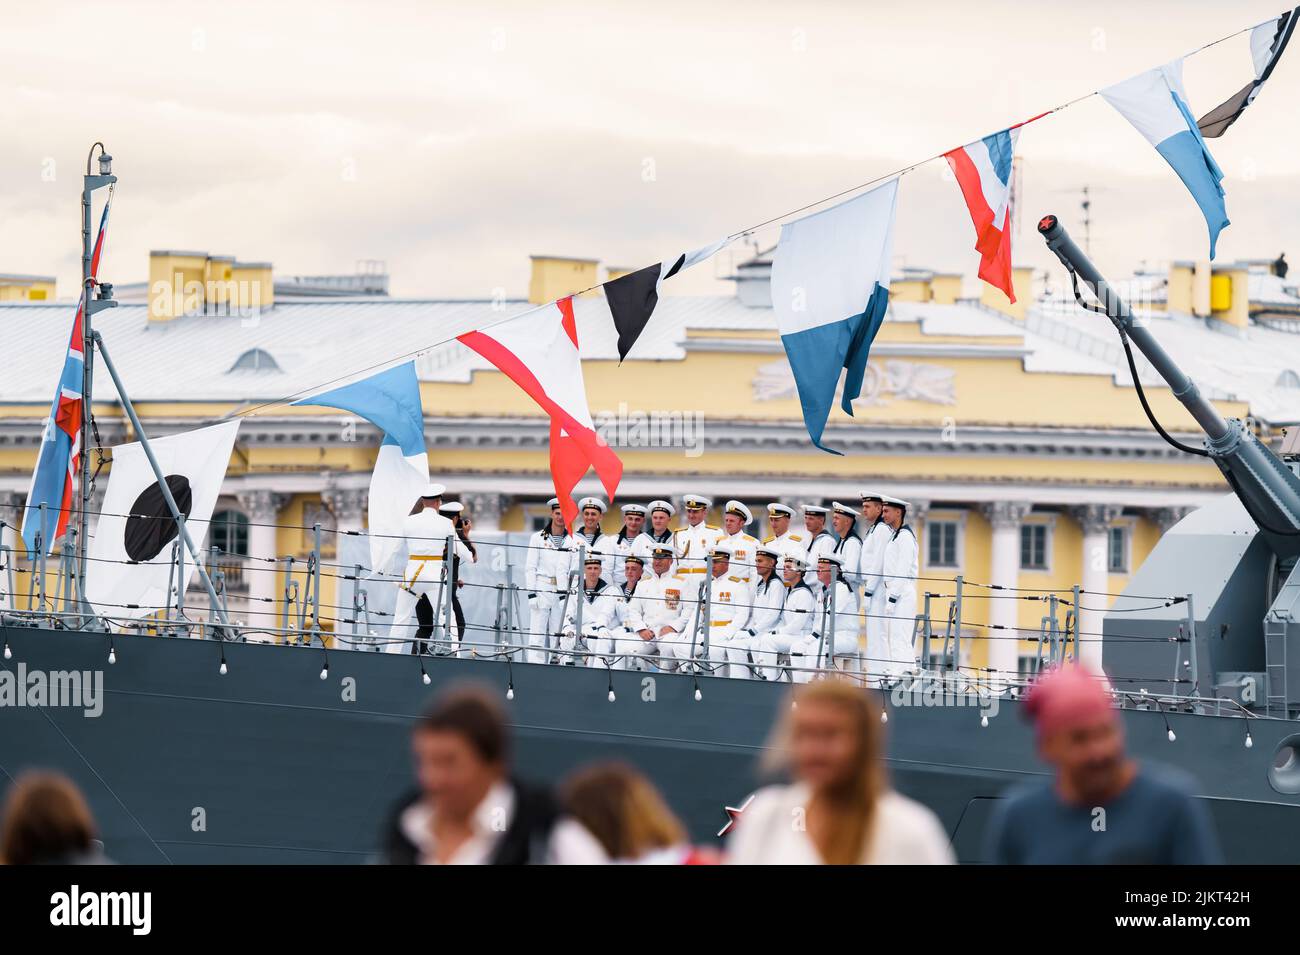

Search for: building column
xmin=981 ymin=501 xmax=1033 ymax=679
xmin=0 ymin=492 xmax=22 ymax=609
xmin=1149 ymin=506 xmax=1192 ymax=535
xmin=462 ymin=492 xmax=506 ymax=533
xmin=1073 ymin=504 xmax=1125 ymax=672
xmin=237 ymin=490 xmax=286 ymax=625
xmin=324 ymin=487 xmax=368 ymax=535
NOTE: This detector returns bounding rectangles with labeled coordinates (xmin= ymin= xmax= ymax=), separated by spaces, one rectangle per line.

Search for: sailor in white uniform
xmin=753 ymin=549 xmax=818 ymax=682
xmin=737 ymin=543 xmax=786 ymax=678
xmin=669 ymin=542 xmax=752 ymax=677
xmin=624 ymin=544 xmax=691 ymax=670
xmin=608 ymin=503 xmax=647 ymax=588
xmin=815 ymin=553 xmax=860 ymax=674
xmin=673 ymin=494 xmax=722 ymax=581
xmin=880 ymin=495 xmax=920 ymax=680
xmin=830 ymin=502 xmax=864 ymax=598
xmin=858 ymin=492 xmax=894 ymax=685
xmin=572 ymin=496 xmax=616 ymax=583
xmin=589 ymin=553 xmax=647 ymax=669
xmin=717 ymin=500 xmax=761 ymax=586
xmin=524 ymin=498 xmax=579 ymax=664
xmin=561 ymin=553 xmax=621 ymax=664
xmin=762 ymin=502 xmax=805 ymax=555
xmin=633 ymin=499 xmax=675 ymax=564
xmin=801 ymin=504 xmax=836 ymax=588
xmin=389 ymin=484 xmax=476 ymax=655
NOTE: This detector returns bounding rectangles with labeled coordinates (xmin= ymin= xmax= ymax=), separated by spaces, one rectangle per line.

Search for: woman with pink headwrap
xmin=984 ymin=665 xmax=1221 ymax=865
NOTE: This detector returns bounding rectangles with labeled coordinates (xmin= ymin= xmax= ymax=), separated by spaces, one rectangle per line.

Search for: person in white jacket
xmin=571 ymin=497 xmax=616 ymax=583
xmin=390 ymin=484 xmax=476 ymax=655
xmin=857 ymin=493 xmax=894 ymax=685
xmin=717 ymin=500 xmax=760 ymax=586
xmin=880 ymin=495 xmax=919 ymax=679
xmin=815 ymin=553 xmax=860 ymax=674
xmin=830 ymin=502 xmax=864 ymax=598
xmin=753 ymin=549 xmax=818 ymax=682
xmin=589 ymin=553 xmax=644 ymax=669
xmin=524 ymin=498 xmax=578 ymax=664
xmin=624 ymin=544 xmax=692 ymax=671
xmin=739 ymin=544 xmax=787 ymax=669
xmin=608 ymin=504 xmax=647 ymax=588
xmin=678 ymin=543 xmax=754 ymax=679
xmin=560 ymin=553 xmax=621 ymax=664
xmin=726 ymin=680 xmax=955 ymax=865
xmin=632 ymin=500 xmax=675 ymax=564
xmin=801 ymin=504 xmax=836 ymax=587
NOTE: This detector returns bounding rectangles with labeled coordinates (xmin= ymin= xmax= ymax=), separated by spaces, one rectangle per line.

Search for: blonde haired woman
xmin=727 ymin=680 xmax=954 ymax=864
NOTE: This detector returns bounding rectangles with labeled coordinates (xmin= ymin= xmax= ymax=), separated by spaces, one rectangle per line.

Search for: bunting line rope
xmin=212 ymin=11 xmax=1270 ymax=426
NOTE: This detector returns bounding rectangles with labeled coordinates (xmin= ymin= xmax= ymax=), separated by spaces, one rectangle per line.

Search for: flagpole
xmin=79 ymin=144 xmax=116 ymax=621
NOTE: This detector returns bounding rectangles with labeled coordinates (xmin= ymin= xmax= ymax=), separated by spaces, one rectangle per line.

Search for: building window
xmin=211 ymin=510 xmax=249 ymax=557
xmin=1020 ymin=524 xmax=1048 ymax=570
xmin=228 ymin=348 xmax=281 ymax=373
xmin=1018 ymin=654 xmax=1044 ymax=679
xmin=926 ymin=519 xmax=960 ymax=568
xmin=1108 ymin=525 xmax=1129 ymax=573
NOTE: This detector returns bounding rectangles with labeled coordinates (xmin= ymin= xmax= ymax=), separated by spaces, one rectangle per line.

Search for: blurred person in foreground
xmin=562 ymin=762 xmax=717 ymax=864
xmin=1 ymin=771 xmax=111 ymax=865
xmin=727 ymin=679 xmax=953 ymax=864
xmin=381 ymin=685 xmax=607 ymax=864
xmin=985 ymin=664 xmax=1221 ymax=864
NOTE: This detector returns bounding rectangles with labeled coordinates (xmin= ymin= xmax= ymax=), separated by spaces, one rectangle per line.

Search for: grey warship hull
xmin=2 ymin=624 xmax=1298 ymax=864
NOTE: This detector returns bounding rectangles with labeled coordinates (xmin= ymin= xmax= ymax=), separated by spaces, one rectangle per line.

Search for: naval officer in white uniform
xmin=858 ymin=492 xmax=893 ymax=684
xmin=524 ymin=498 xmax=578 ymax=664
xmin=880 ymin=495 xmax=919 ymax=679
xmin=389 ymin=484 xmax=476 ymax=654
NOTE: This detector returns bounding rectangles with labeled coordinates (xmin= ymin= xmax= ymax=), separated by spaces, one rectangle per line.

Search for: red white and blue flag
xmin=21 ymin=194 xmax=113 ymax=557
xmin=944 ymin=117 xmax=1040 ymax=303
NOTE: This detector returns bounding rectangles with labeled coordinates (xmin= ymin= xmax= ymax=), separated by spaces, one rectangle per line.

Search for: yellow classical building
xmin=3 ymin=247 xmax=1299 ymax=676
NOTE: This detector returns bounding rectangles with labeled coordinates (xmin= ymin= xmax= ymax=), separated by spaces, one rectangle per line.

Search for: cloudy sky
xmin=0 ymin=0 xmax=1294 ymax=301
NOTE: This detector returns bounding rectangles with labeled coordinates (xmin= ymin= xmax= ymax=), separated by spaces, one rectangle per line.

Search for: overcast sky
xmin=0 ymin=0 xmax=1294 ymax=301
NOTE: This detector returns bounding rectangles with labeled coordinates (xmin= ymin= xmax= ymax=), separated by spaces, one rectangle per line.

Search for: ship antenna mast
xmin=78 ymin=143 xmax=117 ymax=621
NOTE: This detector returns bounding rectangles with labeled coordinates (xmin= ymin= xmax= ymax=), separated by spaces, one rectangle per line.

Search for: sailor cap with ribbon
xmin=683 ymin=494 xmax=712 ymax=509
xmin=621 ymin=503 xmax=648 ymax=516
xmin=546 ymin=497 xmax=561 ymax=509
xmin=767 ymin=502 xmax=795 ymax=519
xmin=623 ymin=552 xmax=645 ymax=565
xmin=783 ymin=547 xmax=811 ymax=569
xmin=421 ymin=483 xmax=447 ymax=498
xmin=817 ymin=552 xmax=845 ymax=567
xmin=801 ymin=503 xmax=830 ymax=516
xmin=860 ymin=491 xmax=884 ymax=504
xmin=647 ymin=499 xmax=676 ymax=517
xmin=438 ymin=501 xmax=464 ymax=515
xmin=583 ymin=552 xmax=606 ymax=565
xmin=880 ymin=495 xmax=910 ymax=509
xmin=724 ymin=500 xmax=753 ymax=525
xmin=831 ymin=501 xmax=857 ymax=518
xmin=578 ymin=496 xmax=607 ymax=513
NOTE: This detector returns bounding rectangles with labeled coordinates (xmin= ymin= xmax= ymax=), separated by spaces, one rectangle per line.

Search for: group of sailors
xmin=386 ymin=484 xmax=918 ymax=682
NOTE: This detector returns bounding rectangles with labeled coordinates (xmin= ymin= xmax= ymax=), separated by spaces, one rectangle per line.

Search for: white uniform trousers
xmin=389 ymin=557 xmax=452 ymax=655
xmin=527 ymin=589 xmax=567 ymax=664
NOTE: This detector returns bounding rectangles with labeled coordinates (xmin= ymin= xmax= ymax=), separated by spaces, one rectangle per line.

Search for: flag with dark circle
xmin=124 ymin=475 xmax=193 ymax=562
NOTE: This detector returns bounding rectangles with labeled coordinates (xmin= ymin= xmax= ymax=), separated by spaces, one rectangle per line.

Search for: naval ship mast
xmin=71 ymin=145 xmax=232 ymax=632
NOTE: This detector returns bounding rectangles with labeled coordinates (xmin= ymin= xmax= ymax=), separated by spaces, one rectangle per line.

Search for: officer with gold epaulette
xmin=763 ymin=502 xmax=804 ymax=555
xmin=673 ymin=493 xmax=722 ymax=580
xmin=718 ymin=500 xmax=761 ymax=585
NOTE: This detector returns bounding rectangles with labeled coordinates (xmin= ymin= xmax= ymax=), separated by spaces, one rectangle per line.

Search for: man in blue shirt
xmin=985 ymin=665 xmax=1221 ymax=865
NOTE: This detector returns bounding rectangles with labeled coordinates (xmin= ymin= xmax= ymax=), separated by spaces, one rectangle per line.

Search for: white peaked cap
xmin=724 ymin=500 xmax=753 ymax=525
xmin=422 ymin=483 xmax=447 ymax=498
xmin=578 ymin=496 xmax=607 ymax=513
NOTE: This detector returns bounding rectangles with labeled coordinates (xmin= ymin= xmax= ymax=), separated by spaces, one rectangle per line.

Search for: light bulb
xmin=108 ymin=648 xmax=116 ymax=665
xmin=880 ymin=709 xmax=888 ymax=724
xmin=219 ymin=661 xmax=228 ymax=675
xmin=1167 ymin=728 xmax=1176 ymax=742
xmin=607 ymin=689 xmax=616 ymax=703
xmin=3 ymin=644 xmax=10 ymax=660
xmin=506 ymin=685 xmax=514 ymax=700
xmin=319 ymin=666 xmax=329 ymax=680
xmin=694 ymin=687 xmax=702 ymax=702
xmin=1245 ymin=733 xmax=1254 ymax=749
xmin=980 ymin=714 xmax=989 ymax=728
xmin=422 ymin=671 xmax=431 ymax=686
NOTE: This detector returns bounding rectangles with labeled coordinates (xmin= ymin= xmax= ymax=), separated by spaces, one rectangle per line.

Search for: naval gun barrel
xmin=1038 ymin=213 xmax=1300 ymax=541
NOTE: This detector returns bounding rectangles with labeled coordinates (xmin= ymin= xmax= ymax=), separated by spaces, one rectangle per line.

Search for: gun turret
xmin=1038 ymin=214 xmax=1300 ymax=550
